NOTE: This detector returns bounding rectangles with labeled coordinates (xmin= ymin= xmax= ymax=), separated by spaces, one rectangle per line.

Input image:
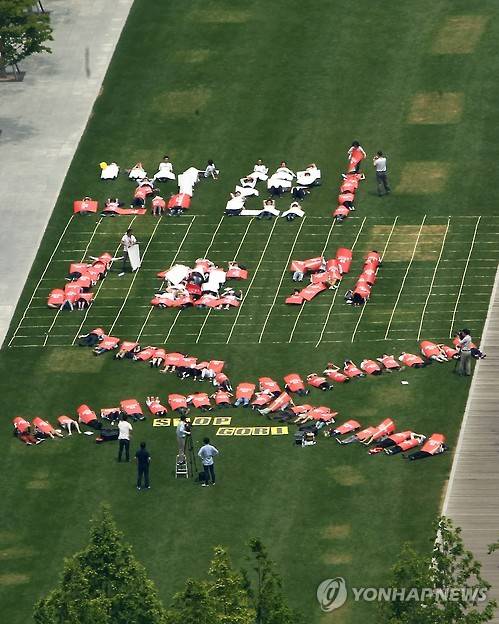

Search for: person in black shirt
xmin=135 ymin=441 xmax=151 ymax=490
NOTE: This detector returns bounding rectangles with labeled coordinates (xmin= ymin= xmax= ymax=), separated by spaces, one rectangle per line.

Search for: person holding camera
xmin=456 ymin=329 xmax=473 ymax=376
xmin=198 ymin=437 xmax=219 ymax=487
xmin=176 ymin=415 xmax=190 ymax=464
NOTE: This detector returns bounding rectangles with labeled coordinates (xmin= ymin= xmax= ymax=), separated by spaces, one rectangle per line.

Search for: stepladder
xmin=175 ymin=456 xmax=188 ymax=478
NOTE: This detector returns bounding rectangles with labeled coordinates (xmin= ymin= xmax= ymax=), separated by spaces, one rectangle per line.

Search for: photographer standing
xmin=176 ymin=415 xmax=190 ymax=465
xmin=198 ymin=437 xmax=219 ymax=487
xmin=456 ymin=329 xmax=473 ymax=376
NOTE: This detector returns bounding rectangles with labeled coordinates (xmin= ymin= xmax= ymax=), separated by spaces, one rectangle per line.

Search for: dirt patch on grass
xmin=41 ymin=349 xmax=105 ymax=373
xmin=374 ymin=225 xmax=448 ymax=261
xmin=26 ymin=480 xmax=49 ymax=490
xmin=408 ymin=92 xmax=463 ymax=124
xmin=323 ymin=552 xmax=352 ymax=565
xmin=397 ymin=161 xmax=449 ymax=194
xmin=189 ymin=9 xmax=251 ymax=23
xmin=0 ymin=532 xmax=16 ymax=542
xmin=0 ymin=547 xmax=34 ymax=560
xmin=0 ymin=573 xmax=30 ymax=586
xmin=153 ymin=87 xmax=211 ymax=116
xmin=323 ymin=524 xmax=351 ymax=540
xmin=433 ymin=16 xmax=488 ymax=54
xmin=330 ymin=465 xmax=366 ymax=486
xmin=174 ymin=49 xmax=211 ymax=63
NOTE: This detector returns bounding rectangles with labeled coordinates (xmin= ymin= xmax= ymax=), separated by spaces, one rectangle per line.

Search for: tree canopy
xmin=0 ymin=0 xmax=53 ymax=73
xmin=380 ymin=516 xmax=496 ymax=623
xmin=33 ymin=505 xmax=167 ymax=624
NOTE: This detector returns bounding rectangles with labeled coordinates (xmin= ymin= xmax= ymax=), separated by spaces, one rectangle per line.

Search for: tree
xmin=208 ymin=546 xmax=256 ymax=624
xmin=380 ymin=516 xmax=496 ymax=623
xmin=0 ymin=0 xmax=53 ymax=78
xmin=244 ymin=538 xmax=303 ymax=624
xmin=33 ymin=505 xmax=167 ymax=624
xmin=166 ymin=579 xmax=218 ymax=624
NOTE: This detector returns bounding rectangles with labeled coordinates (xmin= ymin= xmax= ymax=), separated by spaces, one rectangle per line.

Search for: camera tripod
xmin=185 ymin=434 xmax=199 ymax=478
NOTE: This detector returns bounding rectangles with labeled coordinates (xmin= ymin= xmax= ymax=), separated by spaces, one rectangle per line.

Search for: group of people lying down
xmin=332 ymin=141 xmax=368 ymax=223
xmin=225 ymin=160 xmax=321 ymax=217
xmin=286 ymin=248 xmax=352 ymax=304
xmin=97 ymin=157 xmax=218 ymax=216
xmin=47 ymin=252 xmax=113 ymax=310
xmin=150 ymin=258 xmax=247 ymax=309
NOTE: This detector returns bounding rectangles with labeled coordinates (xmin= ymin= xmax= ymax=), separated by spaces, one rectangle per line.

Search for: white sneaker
xmin=202 ymin=483 xmax=208 ymax=487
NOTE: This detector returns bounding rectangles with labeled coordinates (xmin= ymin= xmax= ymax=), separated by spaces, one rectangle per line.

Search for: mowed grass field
xmin=2 ymin=1 xmax=499 ymax=622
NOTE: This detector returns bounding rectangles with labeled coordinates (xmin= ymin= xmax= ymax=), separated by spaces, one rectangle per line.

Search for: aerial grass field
xmin=2 ymin=0 xmax=499 ymax=622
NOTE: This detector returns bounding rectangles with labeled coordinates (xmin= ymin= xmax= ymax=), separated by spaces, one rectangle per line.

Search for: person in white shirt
xmin=153 ymin=155 xmax=176 ymax=182
xmin=456 ymin=329 xmax=473 ymax=376
xmin=198 ymin=437 xmax=219 ymax=486
xmin=251 ymin=159 xmax=269 ymax=181
xmin=203 ymin=159 xmax=219 ymax=180
xmin=373 ymin=151 xmax=391 ymax=196
xmin=118 ymin=415 xmax=133 ymax=462
xmin=120 ymin=228 xmax=137 ymax=272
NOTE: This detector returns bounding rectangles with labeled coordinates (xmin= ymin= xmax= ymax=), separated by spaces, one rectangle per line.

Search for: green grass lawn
xmin=2 ymin=1 xmax=499 ymax=622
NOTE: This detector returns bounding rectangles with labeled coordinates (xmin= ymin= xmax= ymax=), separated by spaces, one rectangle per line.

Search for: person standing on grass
xmin=120 ymin=227 xmax=136 ymax=273
xmin=117 ymin=415 xmax=132 ymax=462
xmin=373 ymin=151 xmax=391 ymax=196
xmin=135 ymin=441 xmax=151 ymax=490
xmin=456 ymin=328 xmax=473 ymax=376
xmin=198 ymin=437 xmax=219 ymax=487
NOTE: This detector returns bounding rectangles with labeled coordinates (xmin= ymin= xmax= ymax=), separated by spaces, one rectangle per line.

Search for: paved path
xmin=443 ymin=266 xmax=499 ymax=619
xmin=0 ymin=0 xmax=134 ymax=347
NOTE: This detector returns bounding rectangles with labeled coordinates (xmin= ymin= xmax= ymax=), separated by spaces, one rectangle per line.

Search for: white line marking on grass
xmin=315 ymin=217 xmax=367 ymax=348
xmin=225 ymin=218 xmax=279 ymax=344
xmin=203 ymin=214 xmax=225 ymax=257
xmin=258 ymin=218 xmax=307 ymax=343
xmin=42 ymin=217 xmax=104 ymax=346
xmin=195 ymin=219 xmax=254 ymax=344
xmin=288 ymin=220 xmax=336 ymax=343
xmin=350 ymin=216 xmax=398 ymax=343
xmin=135 ymin=216 xmax=196 ymax=342
xmin=417 ymin=217 xmax=451 ymax=341
xmin=8 ymin=214 xmax=75 ymax=347
xmin=163 ymin=215 xmax=227 ymax=344
xmin=108 ymin=218 xmax=163 ymax=335
xmin=384 ymin=215 xmax=427 ymax=340
xmin=70 ymin=217 xmax=138 ymax=345
xmin=448 ymin=215 xmax=481 ymax=338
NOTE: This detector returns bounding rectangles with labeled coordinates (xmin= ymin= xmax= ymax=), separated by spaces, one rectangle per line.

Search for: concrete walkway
xmin=0 ymin=0 xmax=134 ymax=347
xmin=443 ymin=266 xmax=499 ymax=619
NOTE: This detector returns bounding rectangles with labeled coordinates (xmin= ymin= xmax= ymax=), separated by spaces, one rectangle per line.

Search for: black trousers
xmin=203 ymin=464 xmax=216 ymax=484
xmin=137 ymin=465 xmax=149 ymax=488
xmin=118 ymin=439 xmax=130 ymax=461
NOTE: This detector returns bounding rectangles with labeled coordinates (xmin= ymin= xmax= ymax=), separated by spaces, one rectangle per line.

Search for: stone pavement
xmin=0 ymin=0 xmax=134 ymax=347
xmin=442 ymin=267 xmax=499 ymax=619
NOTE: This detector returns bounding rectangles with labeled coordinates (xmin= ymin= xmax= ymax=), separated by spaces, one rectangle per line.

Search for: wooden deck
xmin=443 ymin=266 xmax=499 ymax=618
